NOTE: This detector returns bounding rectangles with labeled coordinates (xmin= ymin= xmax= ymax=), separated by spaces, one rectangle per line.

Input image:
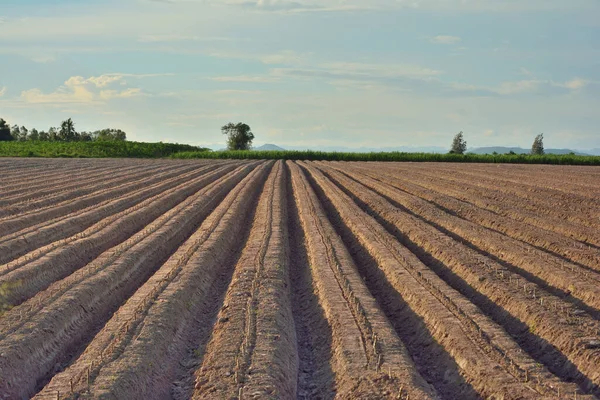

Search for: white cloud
xmin=19 ymin=74 xmax=156 ymax=104
xmin=209 ymin=75 xmax=280 ymax=83
xmin=430 ymin=35 xmax=461 ymax=44
xmin=100 ymin=88 xmax=144 ymax=100
xmin=556 ymin=78 xmax=589 ymax=90
xmin=519 ymin=67 xmax=534 ymax=77
xmin=0 ymin=87 xmax=6 ymax=97
xmin=496 ymin=80 xmax=540 ymax=94
xmin=261 ymin=50 xmax=311 ymax=65
xmin=138 ymin=35 xmax=240 ymax=43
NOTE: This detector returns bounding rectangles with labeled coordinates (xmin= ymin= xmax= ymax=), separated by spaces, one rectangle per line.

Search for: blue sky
xmin=1 ymin=0 xmax=599 ymax=150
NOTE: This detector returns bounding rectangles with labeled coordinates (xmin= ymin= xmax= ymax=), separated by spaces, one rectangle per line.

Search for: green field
xmin=0 ymin=141 xmax=206 ymax=158
xmin=172 ymin=149 xmax=600 ymax=165
xmin=2 ymin=142 xmax=600 ymax=164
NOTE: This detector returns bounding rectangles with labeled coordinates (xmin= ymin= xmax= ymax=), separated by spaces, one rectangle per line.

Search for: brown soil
xmin=0 ymin=159 xmax=597 ymax=400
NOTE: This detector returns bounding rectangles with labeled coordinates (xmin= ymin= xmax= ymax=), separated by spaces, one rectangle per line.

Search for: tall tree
xmin=38 ymin=130 xmax=49 ymax=141
xmin=59 ymin=118 xmax=78 ymax=141
xmin=531 ymin=133 xmax=545 ymax=155
xmin=449 ymin=131 xmax=467 ymax=154
xmin=11 ymin=125 xmax=21 ymax=141
xmin=221 ymin=122 xmax=254 ymax=150
xmin=29 ymin=128 xmax=40 ymax=141
xmin=48 ymin=127 xmax=59 ymax=141
xmin=0 ymin=119 xmax=13 ymax=141
xmin=19 ymin=126 xmax=29 ymax=142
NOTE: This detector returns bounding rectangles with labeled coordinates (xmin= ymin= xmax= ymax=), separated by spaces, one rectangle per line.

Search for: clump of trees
xmin=449 ymin=131 xmax=467 ymax=154
xmin=222 ymin=122 xmax=254 ymax=150
xmin=0 ymin=117 xmax=127 ymax=142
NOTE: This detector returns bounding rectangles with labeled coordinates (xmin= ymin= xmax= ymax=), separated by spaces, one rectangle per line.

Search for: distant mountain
xmin=470 ymin=146 xmax=590 ymax=156
xmin=589 ymin=148 xmax=600 ymax=156
xmin=284 ymin=145 xmax=448 ymax=153
xmin=253 ymin=143 xmax=286 ymax=151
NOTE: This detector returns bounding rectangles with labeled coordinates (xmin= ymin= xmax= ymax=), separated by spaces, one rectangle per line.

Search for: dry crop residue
xmin=0 ymin=158 xmax=598 ymax=400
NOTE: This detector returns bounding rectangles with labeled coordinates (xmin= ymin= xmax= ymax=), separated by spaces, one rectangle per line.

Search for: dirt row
xmin=0 ymin=161 xmax=163 ymax=202
xmin=288 ymin=161 xmax=436 ymax=399
xmin=0 ymin=162 xmax=187 ymax=216
xmin=301 ymin=162 xmax=591 ymax=399
xmin=0 ymin=164 xmax=244 ymax=310
xmin=0 ymin=159 xmax=598 ymax=399
xmin=376 ymin=163 xmax=600 ymax=227
xmin=310 ymin=162 xmax=600 ymax=397
xmin=192 ymin=161 xmax=298 ymax=399
xmin=0 ymin=161 xmax=219 ymax=234
xmin=445 ymin=164 xmax=600 ymax=194
xmin=35 ymin=161 xmax=272 ymax=399
xmin=337 ymin=162 xmax=600 ymax=272
xmin=360 ymin=162 xmax=600 ymax=248
xmin=400 ymin=162 xmax=600 ymax=200
xmin=0 ymin=159 xmax=129 ymax=188
xmin=328 ymin=163 xmax=600 ymax=315
xmin=0 ymin=158 xmax=165 ymax=189
xmin=0 ymin=162 xmax=261 ymax=399
xmin=0 ymin=163 xmax=232 ymax=264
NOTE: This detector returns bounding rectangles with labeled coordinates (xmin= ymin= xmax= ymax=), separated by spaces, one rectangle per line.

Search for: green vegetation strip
xmin=173 ymin=150 xmax=600 ymax=165
xmin=0 ymin=142 xmax=207 ymax=158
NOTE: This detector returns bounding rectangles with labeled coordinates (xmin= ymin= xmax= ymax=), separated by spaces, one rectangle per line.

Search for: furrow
xmin=0 ymin=161 xmax=210 ymax=236
xmin=0 ymin=162 xmax=157 ymax=204
xmin=0 ymin=163 xmax=240 ymax=313
xmin=0 ymin=163 xmax=226 ymax=264
xmin=318 ymin=162 xmax=600 ymax=396
xmin=0 ymin=162 xmax=173 ymax=216
xmin=0 ymin=162 xmax=257 ymax=399
xmin=336 ymin=164 xmax=600 ymax=313
xmin=304 ymin=161 xmax=593 ymax=399
xmin=35 ymin=162 xmax=272 ymax=400
xmin=383 ymin=163 xmax=600 ymax=228
xmin=340 ymin=162 xmax=600 ymax=273
xmin=360 ymin=163 xmax=600 ymax=247
xmin=191 ymin=161 xmax=298 ymax=399
xmin=289 ymin=161 xmax=436 ymax=400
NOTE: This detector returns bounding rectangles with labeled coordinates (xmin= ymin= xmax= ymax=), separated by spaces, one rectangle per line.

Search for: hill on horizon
xmin=249 ymin=143 xmax=597 ymax=156
xmin=253 ymin=143 xmax=286 ymax=151
xmin=469 ymin=146 xmax=590 ymax=156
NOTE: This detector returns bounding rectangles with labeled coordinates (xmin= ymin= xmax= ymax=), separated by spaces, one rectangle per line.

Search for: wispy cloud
xmin=449 ymin=78 xmax=596 ymax=96
xmin=138 ymin=35 xmax=242 ymax=43
xmin=0 ymin=87 xmax=6 ymax=97
xmin=18 ymin=74 xmax=166 ymax=104
xmin=209 ymin=75 xmax=280 ymax=83
xmin=430 ymin=35 xmax=461 ymax=44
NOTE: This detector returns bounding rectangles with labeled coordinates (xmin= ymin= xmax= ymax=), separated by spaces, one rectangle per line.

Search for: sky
xmin=0 ymin=0 xmax=599 ymax=150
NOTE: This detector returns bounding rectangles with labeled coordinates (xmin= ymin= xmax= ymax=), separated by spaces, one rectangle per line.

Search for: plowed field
xmin=1 ymin=158 xmax=599 ymax=400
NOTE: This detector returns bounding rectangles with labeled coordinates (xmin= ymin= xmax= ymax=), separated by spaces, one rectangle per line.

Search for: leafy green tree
xmin=531 ymin=133 xmax=544 ymax=155
xmin=222 ymin=122 xmax=254 ymax=150
xmin=80 ymin=131 xmax=93 ymax=142
xmin=28 ymin=128 xmax=40 ymax=141
xmin=48 ymin=127 xmax=59 ymax=141
xmin=38 ymin=130 xmax=49 ymax=141
xmin=94 ymin=128 xmax=127 ymax=141
xmin=11 ymin=125 xmax=21 ymax=141
xmin=0 ymin=119 xmax=13 ymax=141
xmin=19 ymin=126 xmax=29 ymax=142
xmin=58 ymin=118 xmax=78 ymax=141
xmin=449 ymin=131 xmax=467 ymax=154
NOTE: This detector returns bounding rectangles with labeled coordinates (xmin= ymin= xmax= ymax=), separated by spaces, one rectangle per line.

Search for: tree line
xmin=449 ymin=131 xmax=546 ymax=155
xmin=0 ymin=118 xmax=127 ymax=142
